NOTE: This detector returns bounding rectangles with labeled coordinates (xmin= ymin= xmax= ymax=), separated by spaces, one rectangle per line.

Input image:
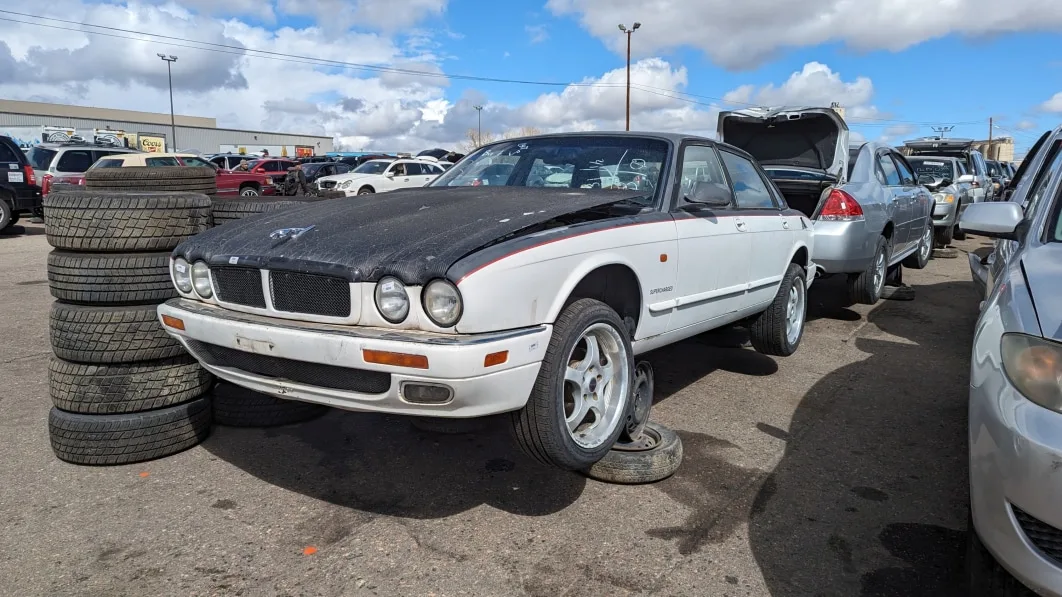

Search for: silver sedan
xmin=962 ymin=123 xmax=1062 ymax=595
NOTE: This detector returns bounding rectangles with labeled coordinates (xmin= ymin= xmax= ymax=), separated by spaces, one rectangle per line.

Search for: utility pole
xmin=474 ymin=105 xmax=483 ymax=147
xmin=988 ymin=117 xmax=993 ymax=144
xmin=157 ymin=53 xmax=178 ymax=151
xmin=931 ymin=125 xmax=954 ymax=138
xmin=618 ymin=22 xmax=641 ymax=131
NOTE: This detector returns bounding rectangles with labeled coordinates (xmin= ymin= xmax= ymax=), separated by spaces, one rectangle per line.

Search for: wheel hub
xmin=620 ymin=361 xmax=654 ymax=443
xmin=613 ymin=423 xmax=660 ymax=452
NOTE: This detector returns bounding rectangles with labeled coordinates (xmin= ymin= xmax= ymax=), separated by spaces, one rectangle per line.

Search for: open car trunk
xmin=717 ymin=106 xmax=848 ymax=220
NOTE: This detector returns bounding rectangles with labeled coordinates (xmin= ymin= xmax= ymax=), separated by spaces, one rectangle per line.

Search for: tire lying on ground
xmin=582 ymin=422 xmax=683 ymax=484
xmin=210 ymin=197 xmax=313 ymax=225
xmin=49 ymin=302 xmax=181 ymax=364
xmin=84 ymin=166 xmax=217 ymax=195
xmin=210 ymin=381 xmax=328 ymax=427
xmin=43 ymin=190 xmax=211 ymax=252
xmin=48 ymin=396 xmax=212 ymax=465
xmin=49 ymin=354 xmax=214 ymax=414
xmin=47 ymin=250 xmax=177 ymax=305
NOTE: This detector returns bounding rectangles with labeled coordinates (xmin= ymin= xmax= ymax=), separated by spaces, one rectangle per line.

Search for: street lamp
xmin=157 ymin=53 xmax=178 ymax=151
xmin=473 ymin=105 xmax=483 ymax=146
xmin=618 ymin=22 xmax=641 ymax=131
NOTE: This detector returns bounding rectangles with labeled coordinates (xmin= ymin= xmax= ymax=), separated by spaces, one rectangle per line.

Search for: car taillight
xmin=818 ymin=189 xmax=864 ymax=221
xmin=23 ymin=165 xmax=36 ymax=186
xmin=971 ymin=180 xmax=980 ymax=187
xmin=41 ymin=173 xmax=52 ymax=196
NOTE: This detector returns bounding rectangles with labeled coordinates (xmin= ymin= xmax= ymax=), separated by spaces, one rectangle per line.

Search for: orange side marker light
xmin=161 ymin=315 xmax=185 ymax=330
xmin=484 ymin=351 xmax=509 ymax=367
xmin=303 ymin=546 xmax=317 ymax=555
xmin=659 ymin=254 xmax=668 ymax=262
xmin=363 ymin=349 xmax=429 ymax=369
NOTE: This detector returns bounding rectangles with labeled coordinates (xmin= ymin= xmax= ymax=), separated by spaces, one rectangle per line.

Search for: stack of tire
xmin=43 ymin=181 xmax=215 ymax=466
xmin=43 ymin=167 xmax=329 ymax=466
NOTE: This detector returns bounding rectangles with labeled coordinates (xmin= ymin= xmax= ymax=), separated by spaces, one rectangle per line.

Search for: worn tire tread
xmin=49 ymin=355 xmax=214 ymax=414
xmin=49 ymin=303 xmax=181 ymax=363
xmin=44 ymin=191 xmax=211 ymax=252
xmin=47 ymin=250 xmax=176 ymax=305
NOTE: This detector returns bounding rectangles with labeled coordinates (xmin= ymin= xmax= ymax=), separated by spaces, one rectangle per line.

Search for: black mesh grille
xmin=269 ymin=271 xmax=351 ymax=317
xmin=1014 ymin=506 xmax=1062 ymax=566
xmin=186 ymin=340 xmax=391 ymax=394
xmin=213 ymin=267 xmax=266 ymax=308
xmin=320 ymin=180 xmax=337 ymax=189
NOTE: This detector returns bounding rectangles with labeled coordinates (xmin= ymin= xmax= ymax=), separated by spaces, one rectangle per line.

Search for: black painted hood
xmin=177 ymin=187 xmax=646 ymax=284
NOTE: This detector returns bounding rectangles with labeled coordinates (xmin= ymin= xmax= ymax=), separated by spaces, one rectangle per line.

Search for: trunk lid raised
xmin=717 ymin=106 xmax=850 ymax=181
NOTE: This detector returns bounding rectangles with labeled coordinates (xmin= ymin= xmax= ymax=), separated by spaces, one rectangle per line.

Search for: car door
xmin=668 ymin=144 xmax=753 ymax=332
xmin=717 ymin=148 xmax=792 ymax=309
xmin=385 ymin=162 xmax=412 ymax=190
xmin=892 ymin=153 xmax=927 ymax=246
xmin=875 ymin=151 xmax=909 ymax=254
xmin=422 ymin=164 xmax=442 ymax=185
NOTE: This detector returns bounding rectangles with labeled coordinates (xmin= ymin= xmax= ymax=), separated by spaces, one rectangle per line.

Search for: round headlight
xmin=375 ymin=277 xmax=409 ymax=323
xmin=422 ymin=279 xmax=462 ymax=327
xmin=191 ymin=261 xmax=213 ymax=298
xmin=172 ymin=257 xmax=193 ymax=293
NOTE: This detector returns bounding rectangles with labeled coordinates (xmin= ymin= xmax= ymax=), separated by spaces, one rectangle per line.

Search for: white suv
xmin=315 ymin=158 xmax=446 ymax=196
xmin=25 ymin=142 xmax=139 ymax=195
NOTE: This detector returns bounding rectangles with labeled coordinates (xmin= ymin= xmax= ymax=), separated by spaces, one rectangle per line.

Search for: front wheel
xmin=0 ymin=198 xmax=13 ymax=230
xmin=357 ymin=186 xmax=374 ymax=195
xmin=749 ymin=263 xmax=807 ymax=357
xmin=239 ymin=186 xmax=260 ymax=197
xmin=903 ymin=219 xmax=932 ymax=269
xmin=511 ymin=298 xmax=634 ymax=470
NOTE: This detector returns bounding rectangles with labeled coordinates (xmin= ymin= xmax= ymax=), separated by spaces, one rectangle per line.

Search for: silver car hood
xmin=717 ymin=106 xmax=849 ymax=180
xmin=1023 ymin=243 xmax=1062 ymax=341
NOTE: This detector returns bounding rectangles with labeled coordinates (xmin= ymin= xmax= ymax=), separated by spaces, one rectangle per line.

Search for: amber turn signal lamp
xmin=484 ymin=350 xmax=509 ymax=367
xmin=160 ymin=315 xmax=185 ymax=330
xmin=363 ymin=349 xmax=429 ymax=369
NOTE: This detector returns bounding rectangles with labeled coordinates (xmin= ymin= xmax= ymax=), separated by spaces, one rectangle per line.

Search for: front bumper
xmin=932 ymin=201 xmax=959 ymax=227
xmin=809 ymin=219 xmax=875 ymax=274
xmin=157 ymin=299 xmax=551 ymax=417
xmin=970 ymin=366 xmax=1062 ymax=596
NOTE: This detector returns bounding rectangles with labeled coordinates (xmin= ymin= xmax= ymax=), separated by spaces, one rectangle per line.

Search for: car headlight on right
xmin=1001 ymin=333 xmax=1062 ymax=412
xmin=171 ymin=257 xmax=193 ymax=294
xmin=934 ymin=193 xmax=955 ymax=204
xmin=422 ymin=279 xmax=462 ymax=327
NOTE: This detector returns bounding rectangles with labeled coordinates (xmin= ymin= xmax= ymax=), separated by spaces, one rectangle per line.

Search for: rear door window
xmin=145 ymin=157 xmax=181 ymax=167
xmin=891 ymin=154 xmax=917 ymax=186
xmin=0 ymin=140 xmax=20 ymax=163
xmin=25 ymin=147 xmax=57 ymax=170
xmin=56 ymin=150 xmax=95 ymax=172
xmin=720 ymin=150 xmax=779 ymax=209
xmin=877 ymin=154 xmax=902 ymax=186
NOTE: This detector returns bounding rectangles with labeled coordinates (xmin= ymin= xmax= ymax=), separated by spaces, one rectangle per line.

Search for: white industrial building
xmin=0 ymin=99 xmax=333 ymax=157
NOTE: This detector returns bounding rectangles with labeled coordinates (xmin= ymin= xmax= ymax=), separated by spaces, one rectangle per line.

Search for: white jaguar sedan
xmin=315 ymin=158 xmax=446 ymax=196
xmin=158 ymin=132 xmax=817 ymax=471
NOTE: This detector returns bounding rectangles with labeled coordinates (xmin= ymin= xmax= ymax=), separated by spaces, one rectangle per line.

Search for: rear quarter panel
xmin=450 ymin=216 xmax=679 ymax=338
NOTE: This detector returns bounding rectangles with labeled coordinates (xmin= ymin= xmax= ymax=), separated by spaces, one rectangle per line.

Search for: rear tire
xmin=48 ymin=398 xmax=212 ymax=465
xmin=903 ymin=219 xmax=932 ymax=269
xmin=510 ymin=298 xmax=633 ymax=471
xmin=954 ymin=224 xmax=967 ymax=241
xmin=749 ymin=263 xmax=807 ymax=357
xmin=935 ymin=225 xmax=954 ymax=248
xmin=848 ymin=235 xmax=889 ymax=305
xmin=0 ymin=197 xmax=12 ymax=230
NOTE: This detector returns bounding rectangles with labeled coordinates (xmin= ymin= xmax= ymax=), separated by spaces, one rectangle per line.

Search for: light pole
xmin=157 ymin=53 xmax=178 ymax=151
xmin=618 ymin=22 xmax=641 ymax=131
xmin=931 ymin=125 xmax=954 ymax=139
xmin=473 ymin=105 xmax=483 ymax=146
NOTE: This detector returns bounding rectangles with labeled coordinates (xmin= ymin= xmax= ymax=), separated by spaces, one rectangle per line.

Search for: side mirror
xmin=685 ymin=181 xmax=732 ymax=207
xmin=385 ymin=171 xmax=395 ymax=178
xmin=957 ymin=174 xmax=974 ymax=184
xmin=959 ymin=202 xmax=1024 ymax=240
xmin=916 ymin=174 xmax=935 ymax=185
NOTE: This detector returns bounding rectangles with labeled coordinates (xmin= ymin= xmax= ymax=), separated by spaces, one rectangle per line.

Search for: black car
xmin=0 ymin=135 xmax=42 ymax=231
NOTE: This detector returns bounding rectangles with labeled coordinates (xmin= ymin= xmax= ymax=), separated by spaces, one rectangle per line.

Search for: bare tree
xmin=458 ymin=126 xmax=543 ymax=153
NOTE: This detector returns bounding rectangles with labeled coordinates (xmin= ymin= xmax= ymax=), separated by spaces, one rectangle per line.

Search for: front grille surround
xmin=206 ymin=264 xmax=359 ymax=324
xmin=186 ymin=340 xmax=391 ymax=394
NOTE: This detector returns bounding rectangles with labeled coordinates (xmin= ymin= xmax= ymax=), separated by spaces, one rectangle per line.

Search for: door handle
xmin=735 ymin=219 xmax=748 ymax=232
xmin=782 ymin=220 xmax=790 ymax=229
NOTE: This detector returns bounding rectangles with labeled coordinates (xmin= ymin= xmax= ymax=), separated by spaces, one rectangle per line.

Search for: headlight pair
xmin=374 ymin=276 xmax=462 ymax=327
xmin=172 ymin=257 xmax=213 ymax=299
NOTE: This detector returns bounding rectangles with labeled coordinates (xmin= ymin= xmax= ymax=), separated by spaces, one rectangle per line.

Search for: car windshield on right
xmin=428 ymin=135 xmax=668 ymax=204
xmin=907 ymin=157 xmax=953 ymax=180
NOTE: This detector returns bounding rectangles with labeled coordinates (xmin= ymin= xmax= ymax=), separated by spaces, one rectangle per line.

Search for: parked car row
xmin=959 ymin=123 xmax=1062 ymax=596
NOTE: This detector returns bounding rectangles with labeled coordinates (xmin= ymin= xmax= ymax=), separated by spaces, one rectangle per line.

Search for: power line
xmin=0 ymin=9 xmax=1009 ymax=129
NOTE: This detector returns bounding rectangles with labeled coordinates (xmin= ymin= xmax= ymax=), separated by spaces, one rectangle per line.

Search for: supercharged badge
xmin=649 ymin=286 xmax=673 ymax=295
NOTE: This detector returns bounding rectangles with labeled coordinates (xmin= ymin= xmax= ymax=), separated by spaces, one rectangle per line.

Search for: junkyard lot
xmin=0 ymin=223 xmax=981 ymax=597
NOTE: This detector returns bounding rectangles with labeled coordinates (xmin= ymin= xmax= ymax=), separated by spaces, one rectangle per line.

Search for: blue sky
xmin=0 ymin=0 xmax=1059 ymax=155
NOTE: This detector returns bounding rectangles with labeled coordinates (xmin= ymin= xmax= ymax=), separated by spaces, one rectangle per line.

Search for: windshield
xmin=428 ymin=135 xmax=669 ymax=205
xmin=181 ymin=156 xmax=212 ymax=168
xmin=986 ymin=161 xmax=1003 ymax=176
xmin=353 ymin=160 xmax=392 ymax=174
xmin=907 ymin=158 xmax=954 ymax=180
xmin=25 ymin=147 xmax=57 ymax=170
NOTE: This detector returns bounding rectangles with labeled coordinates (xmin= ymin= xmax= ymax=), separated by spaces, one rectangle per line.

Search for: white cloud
xmin=546 ymin=0 xmax=1062 ymax=70
xmin=1041 ymin=92 xmax=1062 ymax=113
xmin=1016 ymin=119 xmax=1039 ymax=130
xmin=721 ymin=62 xmax=884 ymax=120
xmin=526 ymin=25 xmax=549 ymax=44
xmin=276 ymin=0 xmax=447 ymax=33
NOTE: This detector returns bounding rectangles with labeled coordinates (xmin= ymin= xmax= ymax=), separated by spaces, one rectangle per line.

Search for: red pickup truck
xmin=43 ymin=162 xmax=277 ymax=198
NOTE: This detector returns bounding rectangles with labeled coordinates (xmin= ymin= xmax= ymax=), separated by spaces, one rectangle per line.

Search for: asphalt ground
xmin=0 ymin=222 xmax=987 ymax=597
